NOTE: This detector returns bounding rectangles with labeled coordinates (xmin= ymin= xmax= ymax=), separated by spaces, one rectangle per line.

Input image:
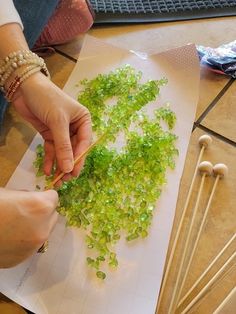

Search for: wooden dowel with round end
xmin=198 ymin=134 xmax=212 ymax=149
xmin=181 ymin=251 xmax=236 ymax=314
xmin=176 ymin=163 xmax=228 ymax=308
xmin=178 ymin=233 xmax=236 ymax=309
xmin=213 ymin=163 xmax=228 ymax=179
xmin=156 ymin=135 xmax=212 ymax=311
xmin=168 ymin=161 xmax=213 ymax=314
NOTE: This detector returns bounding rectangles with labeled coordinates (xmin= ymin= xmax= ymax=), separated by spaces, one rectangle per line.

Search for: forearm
xmin=0 ymin=23 xmax=28 ymax=59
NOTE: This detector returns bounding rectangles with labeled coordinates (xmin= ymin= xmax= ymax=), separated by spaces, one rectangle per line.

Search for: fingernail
xmin=63 ymin=159 xmax=73 ymax=173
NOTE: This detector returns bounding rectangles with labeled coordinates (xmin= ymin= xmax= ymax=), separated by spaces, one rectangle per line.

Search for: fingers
xmin=43 ymin=141 xmax=55 ymax=176
xmin=34 ymin=189 xmax=59 ymax=236
xmin=71 ymin=140 xmax=89 ymax=177
xmin=50 ymin=118 xmax=74 ymax=174
xmin=3 ymin=189 xmax=59 ymax=248
xmin=41 ymin=189 xmax=59 ymax=211
xmin=71 ymin=110 xmax=92 ymax=177
xmin=51 ymin=108 xmax=92 ymax=184
xmin=28 ymin=189 xmax=59 ymax=217
xmin=43 ymin=104 xmax=91 ymax=182
xmin=53 ymin=169 xmax=73 ymax=188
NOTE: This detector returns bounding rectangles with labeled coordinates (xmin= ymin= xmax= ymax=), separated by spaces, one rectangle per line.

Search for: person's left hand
xmin=12 ymin=71 xmax=92 ymax=184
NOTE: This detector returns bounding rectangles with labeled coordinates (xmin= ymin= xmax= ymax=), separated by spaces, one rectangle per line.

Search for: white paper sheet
xmin=0 ymin=35 xmax=200 ymax=314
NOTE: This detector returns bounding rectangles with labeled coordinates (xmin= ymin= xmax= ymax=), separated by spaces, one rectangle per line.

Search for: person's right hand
xmin=0 ymin=188 xmax=58 ymax=268
xmin=12 ymin=72 xmax=92 ymax=184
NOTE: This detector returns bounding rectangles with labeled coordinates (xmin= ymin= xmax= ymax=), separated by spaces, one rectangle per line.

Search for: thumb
xmin=51 ymin=123 xmax=74 ymax=173
xmin=41 ymin=189 xmax=59 ymax=207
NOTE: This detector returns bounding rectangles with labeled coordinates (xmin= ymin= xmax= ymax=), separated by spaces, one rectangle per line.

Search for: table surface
xmin=0 ymin=17 xmax=236 ymax=314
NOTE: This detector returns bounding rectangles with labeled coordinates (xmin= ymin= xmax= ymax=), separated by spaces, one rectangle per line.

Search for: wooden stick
xmin=47 ymin=135 xmax=105 ymax=189
xmin=181 ymin=251 xmax=236 ymax=314
xmin=176 ymin=163 xmax=228 ymax=308
xmin=178 ymin=233 xmax=236 ymax=307
xmin=178 ymin=164 xmax=229 ymax=308
xmin=168 ymin=161 xmax=212 ymax=314
xmin=156 ymin=135 xmax=212 ymax=312
xmin=213 ymin=286 xmax=236 ymax=314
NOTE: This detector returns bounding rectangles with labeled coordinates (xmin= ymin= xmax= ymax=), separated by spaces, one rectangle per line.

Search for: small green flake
xmin=96 ymin=271 xmax=106 ymax=280
xmin=140 ymin=213 xmax=148 ymax=222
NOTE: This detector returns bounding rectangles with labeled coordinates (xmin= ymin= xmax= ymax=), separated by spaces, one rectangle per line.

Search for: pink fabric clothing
xmin=34 ymin=0 xmax=94 ymax=48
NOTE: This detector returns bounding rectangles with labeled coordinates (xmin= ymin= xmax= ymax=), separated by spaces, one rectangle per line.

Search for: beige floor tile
xmin=57 ymin=17 xmax=236 ymax=59
xmin=0 ymin=294 xmax=27 ymax=314
xmin=55 ymin=34 xmax=84 ymax=61
xmin=197 ymin=68 xmax=230 ymax=120
xmin=0 ymin=302 xmax=27 ymax=314
xmin=0 ymin=107 xmax=36 ymax=187
xmin=44 ymin=53 xmax=75 ymax=89
xmin=202 ymin=81 xmax=236 ymax=142
xmin=158 ymin=127 xmax=236 ymax=313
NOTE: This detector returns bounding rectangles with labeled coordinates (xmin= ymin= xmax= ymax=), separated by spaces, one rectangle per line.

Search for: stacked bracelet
xmin=5 ymin=65 xmax=41 ymax=101
xmin=0 ymin=49 xmax=50 ymax=100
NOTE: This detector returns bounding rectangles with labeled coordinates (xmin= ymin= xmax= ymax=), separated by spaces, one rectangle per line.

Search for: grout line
xmin=195 ymin=78 xmax=235 ymax=125
xmin=196 ymin=124 xmax=236 ymax=148
xmin=54 ymin=48 xmax=77 ymax=63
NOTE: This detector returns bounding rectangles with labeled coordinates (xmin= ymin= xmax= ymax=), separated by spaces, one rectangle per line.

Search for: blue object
xmin=197 ymin=41 xmax=236 ymax=78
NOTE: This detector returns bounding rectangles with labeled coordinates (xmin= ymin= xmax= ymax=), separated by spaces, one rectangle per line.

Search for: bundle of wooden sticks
xmin=156 ymin=134 xmax=235 ymax=313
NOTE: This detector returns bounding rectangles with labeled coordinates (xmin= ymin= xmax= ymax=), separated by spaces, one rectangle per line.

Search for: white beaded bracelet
xmin=0 ymin=49 xmax=49 ymax=90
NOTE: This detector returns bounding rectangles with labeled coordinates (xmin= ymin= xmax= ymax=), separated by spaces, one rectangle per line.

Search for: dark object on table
xmin=89 ymin=0 xmax=236 ymax=24
xmin=197 ymin=41 xmax=236 ymax=78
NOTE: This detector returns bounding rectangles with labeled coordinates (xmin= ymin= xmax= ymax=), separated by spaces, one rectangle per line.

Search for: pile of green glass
xmin=34 ymin=65 xmax=178 ymax=279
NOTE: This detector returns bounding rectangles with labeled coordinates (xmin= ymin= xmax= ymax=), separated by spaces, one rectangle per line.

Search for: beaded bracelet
xmin=0 ymin=50 xmax=50 ymax=91
xmin=5 ymin=64 xmax=41 ymax=101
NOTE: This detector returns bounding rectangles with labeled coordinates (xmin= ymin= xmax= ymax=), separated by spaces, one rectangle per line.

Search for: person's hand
xmin=0 ymin=188 xmax=58 ymax=268
xmin=12 ymin=71 xmax=92 ymax=184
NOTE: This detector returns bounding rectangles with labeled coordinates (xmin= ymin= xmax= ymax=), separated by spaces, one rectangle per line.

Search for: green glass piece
xmin=96 ymin=271 xmax=106 ymax=280
xmin=97 ymin=256 xmax=105 ymax=262
xmin=140 ymin=213 xmax=148 ymax=222
xmin=87 ymin=257 xmax=94 ymax=265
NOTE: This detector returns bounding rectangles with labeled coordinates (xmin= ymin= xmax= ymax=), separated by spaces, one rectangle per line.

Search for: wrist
xmin=0 ymin=49 xmax=50 ymax=102
xmin=12 ymin=71 xmax=48 ymax=101
xmin=20 ymin=71 xmax=49 ymax=90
